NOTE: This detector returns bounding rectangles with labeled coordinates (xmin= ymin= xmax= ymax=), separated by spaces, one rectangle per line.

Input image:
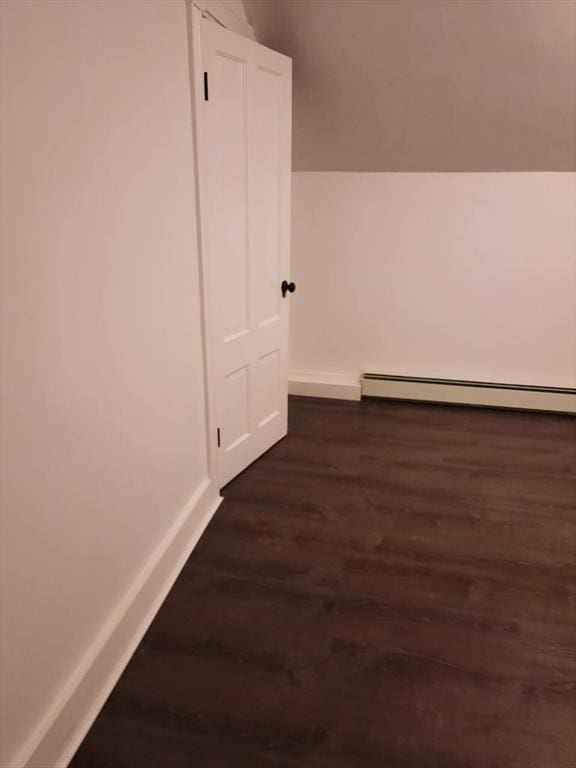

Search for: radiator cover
xmin=361 ymin=373 xmax=576 ymax=414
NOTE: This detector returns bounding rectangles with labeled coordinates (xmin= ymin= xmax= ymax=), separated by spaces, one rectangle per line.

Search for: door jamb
xmin=186 ymin=3 xmax=220 ymax=489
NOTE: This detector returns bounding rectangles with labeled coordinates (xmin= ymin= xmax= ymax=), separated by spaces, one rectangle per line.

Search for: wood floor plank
xmin=70 ymin=397 xmax=576 ymax=768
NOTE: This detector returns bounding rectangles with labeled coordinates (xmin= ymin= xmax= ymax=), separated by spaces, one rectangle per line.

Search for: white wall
xmin=290 ymin=172 xmax=576 ymax=389
xmin=245 ymin=0 xmax=576 ymax=172
xmin=0 ymin=2 xmax=219 ymax=766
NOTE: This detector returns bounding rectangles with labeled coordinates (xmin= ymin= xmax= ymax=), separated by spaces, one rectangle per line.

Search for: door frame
xmin=192 ymin=0 xmax=255 ymax=40
xmin=186 ymin=2 xmax=220 ymax=488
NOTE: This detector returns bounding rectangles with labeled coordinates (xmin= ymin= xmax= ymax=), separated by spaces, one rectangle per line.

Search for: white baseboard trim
xmin=288 ymin=369 xmax=361 ymax=401
xmin=362 ymin=374 xmax=576 ymax=414
xmin=10 ymin=479 xmax=222 ymax=768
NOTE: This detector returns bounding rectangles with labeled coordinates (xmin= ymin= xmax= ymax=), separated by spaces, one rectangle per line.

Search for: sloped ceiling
xmin=243 ymin=0 xmax=576 ymax=171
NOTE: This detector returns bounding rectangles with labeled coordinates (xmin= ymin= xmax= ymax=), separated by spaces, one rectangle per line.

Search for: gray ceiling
xmin=243 ymin=0 xmax=576 ymax=172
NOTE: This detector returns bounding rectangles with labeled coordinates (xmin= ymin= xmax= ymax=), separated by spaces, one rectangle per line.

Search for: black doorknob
xmin=281 ymin=280 xmax=296 ymax=298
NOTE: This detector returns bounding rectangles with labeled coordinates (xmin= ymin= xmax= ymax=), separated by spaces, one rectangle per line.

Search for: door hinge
xmin=217 ymin=427 xmax=221 ymax=447
xmin=203 ymin=72 xmax=209 ymax=101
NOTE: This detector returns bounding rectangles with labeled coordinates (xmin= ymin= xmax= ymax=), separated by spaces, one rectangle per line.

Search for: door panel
xmin=255 ymin=348 xmax=281 ymax=427
xmin=200 ymin=20 xmax=292 ymax=487
xmin=207 ymin=52 xmax=249 ymax=342
xmin=222 ymin=366 xmax=250 ymax=452
xmin=251 ymin=67 xmax=282 ymax=329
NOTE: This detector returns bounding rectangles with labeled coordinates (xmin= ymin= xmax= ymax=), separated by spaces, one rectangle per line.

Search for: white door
xmin=199 ymin=18 xmax=293 ymax=487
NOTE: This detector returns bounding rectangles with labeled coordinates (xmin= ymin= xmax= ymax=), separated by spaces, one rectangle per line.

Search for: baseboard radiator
xmin=361 ymin=373 xmax=576 ymax=414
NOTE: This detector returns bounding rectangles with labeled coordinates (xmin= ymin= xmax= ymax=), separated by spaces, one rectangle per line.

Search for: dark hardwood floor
xmin=70 ymin=396 xmax=576 ymax=768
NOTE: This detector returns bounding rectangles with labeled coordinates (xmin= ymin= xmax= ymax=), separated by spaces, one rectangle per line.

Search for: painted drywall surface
xmin=245 ymin=0 xmax=576 ymax=172
xmin=290 ymin=172 xmax=576 ymax=389
xmin=0 ymin=1 xmax=210 ymax=764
